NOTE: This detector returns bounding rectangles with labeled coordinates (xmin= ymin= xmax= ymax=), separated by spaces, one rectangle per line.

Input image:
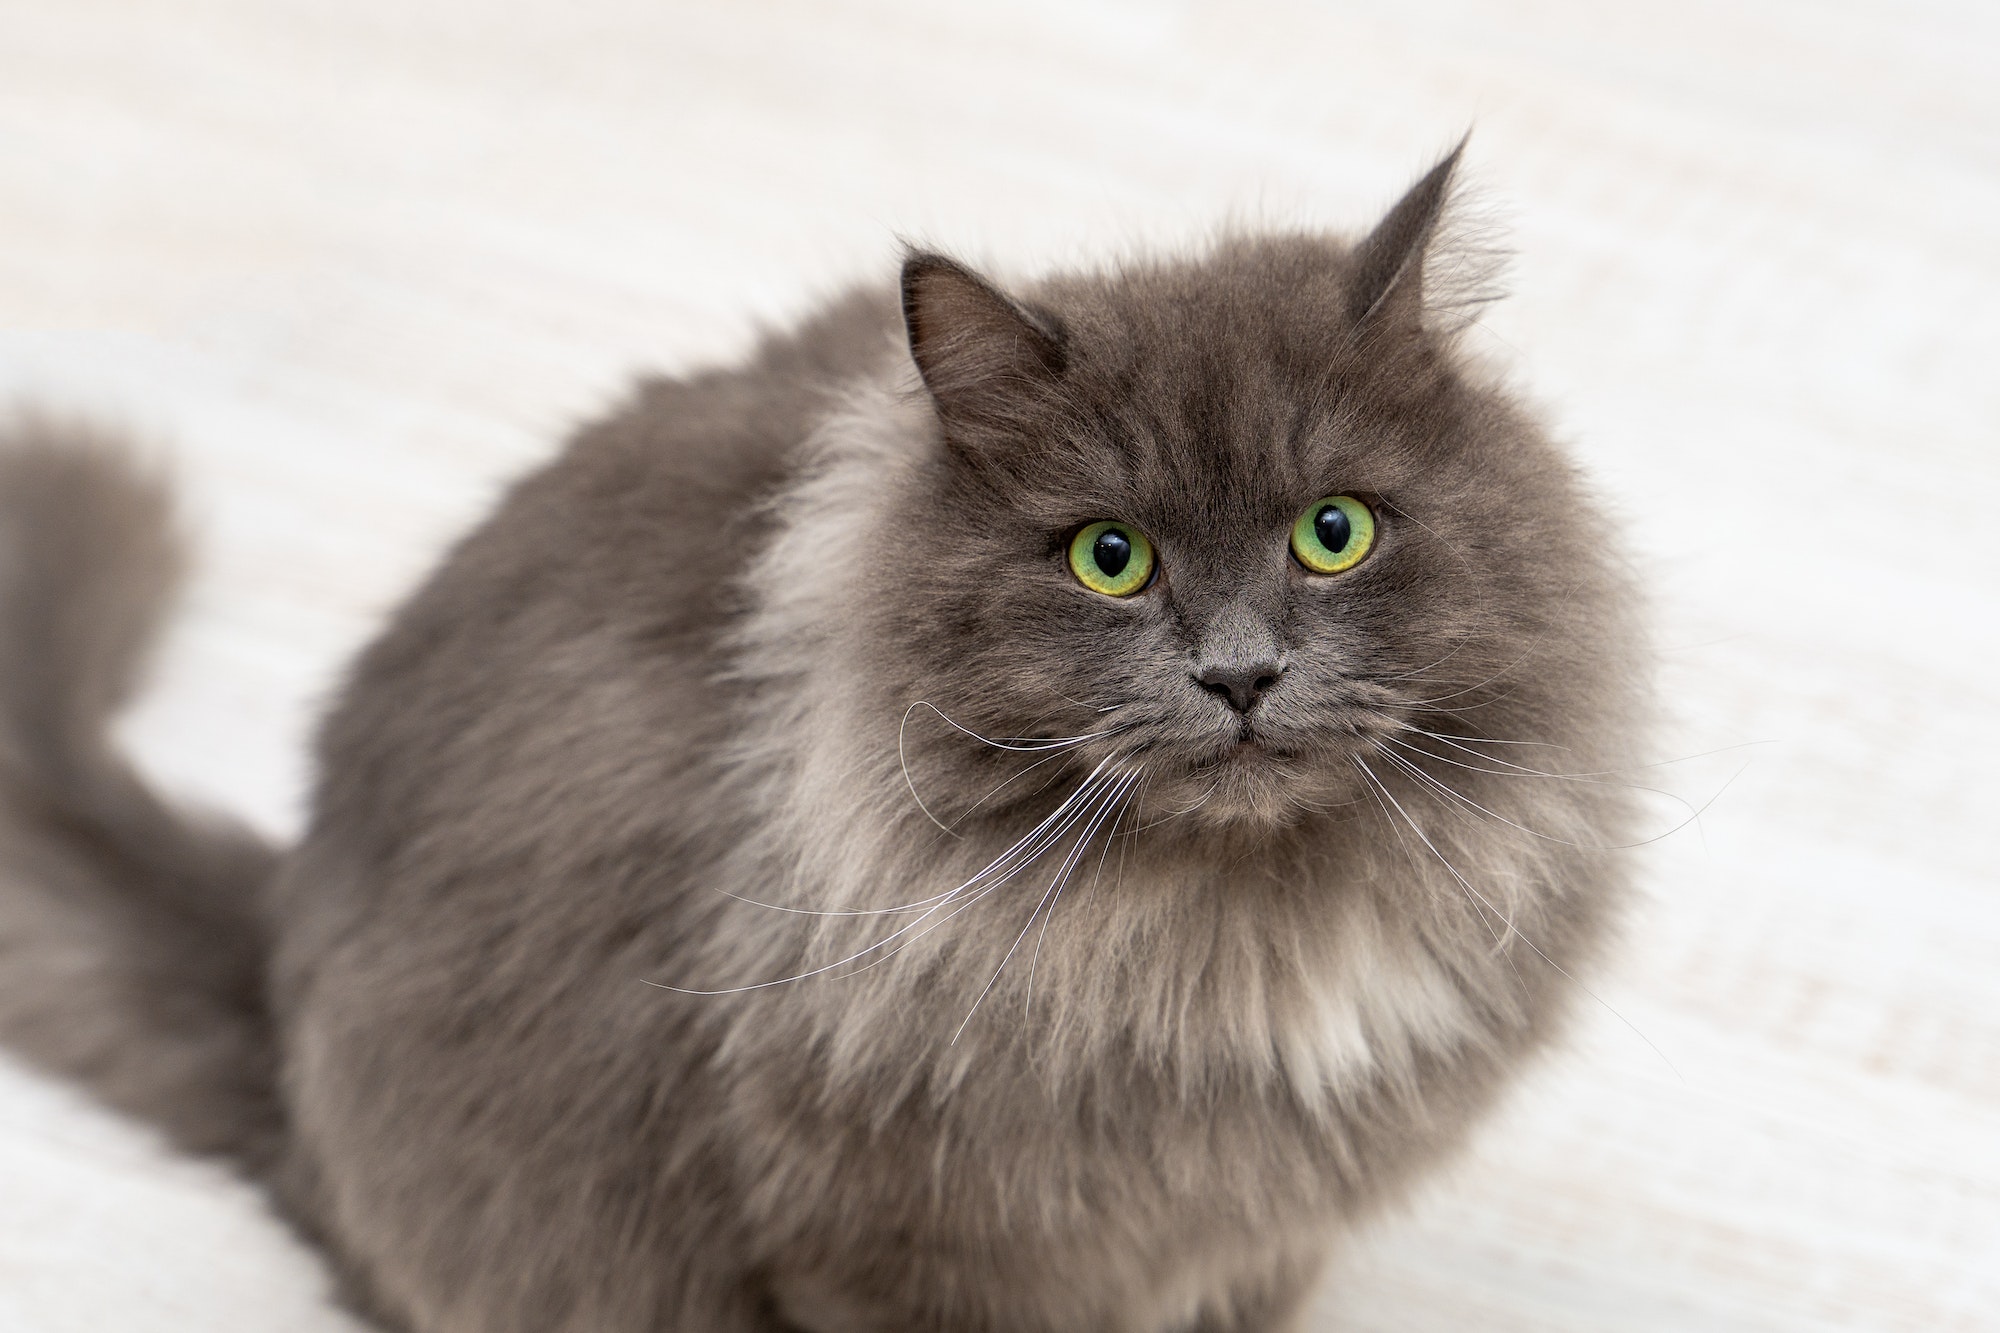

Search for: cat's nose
xmin=1194 ymin=660 xmax=1285 ymax=713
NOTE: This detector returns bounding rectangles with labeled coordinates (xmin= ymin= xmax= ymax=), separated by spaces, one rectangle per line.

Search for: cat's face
xmin=876 ymin=160 xmax=1621 ymax=833
xmin=881 ymin=374 xmax=1475 ymax=829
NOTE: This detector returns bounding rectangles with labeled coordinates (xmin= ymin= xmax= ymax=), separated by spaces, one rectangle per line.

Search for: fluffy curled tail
xmin=0 ymin=413 xmax=283 ymax=1172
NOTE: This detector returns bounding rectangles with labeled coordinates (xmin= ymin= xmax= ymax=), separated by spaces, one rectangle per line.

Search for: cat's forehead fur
xmin=956 ymin=239 xmax=1482 ymax=533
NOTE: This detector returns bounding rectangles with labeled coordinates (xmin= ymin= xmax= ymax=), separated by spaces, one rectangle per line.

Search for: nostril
xmin=1194 ymin=663 xmax=1285 ymax=713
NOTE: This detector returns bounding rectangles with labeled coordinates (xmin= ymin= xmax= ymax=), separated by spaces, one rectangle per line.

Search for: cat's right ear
xmin=1346 ymin=139 xmax=1465 ymax=331
xmin=901 ymin=252 xmax=1066 ymax=429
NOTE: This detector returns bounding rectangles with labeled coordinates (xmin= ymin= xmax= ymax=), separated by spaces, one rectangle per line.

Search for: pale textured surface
xmin=1 ymin=1 xmax=1995 ymax=1328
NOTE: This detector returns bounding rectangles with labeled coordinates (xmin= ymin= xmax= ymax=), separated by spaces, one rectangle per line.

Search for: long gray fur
xmin=0 ymin=149 xmax=1648 ymax=1331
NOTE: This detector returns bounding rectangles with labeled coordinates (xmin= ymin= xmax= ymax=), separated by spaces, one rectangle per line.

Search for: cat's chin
xmin=1151 ymin=742 xmax=1362 ymax=831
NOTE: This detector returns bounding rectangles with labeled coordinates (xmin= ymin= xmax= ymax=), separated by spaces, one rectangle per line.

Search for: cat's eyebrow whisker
xmin=1374 ymin=496 xmax=1479 ymax=583
xmin=1355 ymin=757 xmax=1683 ymax=1084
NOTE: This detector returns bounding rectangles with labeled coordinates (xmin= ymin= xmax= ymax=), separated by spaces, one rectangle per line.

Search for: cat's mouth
xmin=1129 ymin=708 xmax=1396 ymax=826
xmin=1186 ymin=718 xmax=1270 ymax=761
xmin=1226 ymin=730 xmax=1278 ymax=763
xmin=1185 ymin=721 xmax=1298 ymax=775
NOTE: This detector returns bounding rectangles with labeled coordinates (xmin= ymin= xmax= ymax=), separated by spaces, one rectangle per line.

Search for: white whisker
xmin=900 ymin=699 xmax=1132 ymax=839
xmin=1024 ymin=769 xmax=1140 ymax=1019
xmin=1378 ymin=744 xmax=1599 ymax=849
xmin=907 ymin=700 xmax=1125 ymax=752
xmin=1412 ymin=726 xmax=1772 ymax=776
xmin=658 ymin=756 xmax=1127 ymax=988
xmin=952 ymin=768 xmax=1132 ymax=1044
xmin=1389 ymin=731 xmax=1751 ymax=847
xmin=1355 ymin=757 xmax=1682 ymax=1082
xmin=942 ymin=744 xmax=1092 ymax=834
xmin=900 ymin=701 xmax=962 ymax=837
xmin=1375 ymin=633 xmax=1480 ymax=684
xmin=1353 ymin=758 xmax=1513 ymax=958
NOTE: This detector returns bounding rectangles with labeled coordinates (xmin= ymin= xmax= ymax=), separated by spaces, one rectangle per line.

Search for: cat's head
xmin=850 ymin=147 xmax=1636 ymax=833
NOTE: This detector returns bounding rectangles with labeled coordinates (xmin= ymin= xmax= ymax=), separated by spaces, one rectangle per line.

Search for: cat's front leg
xmin=765 ymin=1243 xmax=1327 ymax=1333
xmin=765 ymin=1264 xmax=1162 ymax=1333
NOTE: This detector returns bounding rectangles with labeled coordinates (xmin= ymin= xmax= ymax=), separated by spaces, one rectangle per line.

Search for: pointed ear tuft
xmin=1347 ymin=138 xmax=1468 ymax=330
xmin=901 ymin=252 xmax=1066 ymax=425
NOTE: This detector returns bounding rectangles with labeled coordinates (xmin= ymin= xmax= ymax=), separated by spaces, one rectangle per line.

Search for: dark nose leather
xmin=1194 ymin=660 xmax=1285 ymax=713
xmin=1190 ymin=595 xmax=1286 ymax=714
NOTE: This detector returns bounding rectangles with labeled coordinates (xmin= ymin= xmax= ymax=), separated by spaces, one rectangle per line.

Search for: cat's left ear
xmin=901 ymin=251 xmax=1067 ymax=428
xmin=1346 ymin=138 xmax=1466 ymax=331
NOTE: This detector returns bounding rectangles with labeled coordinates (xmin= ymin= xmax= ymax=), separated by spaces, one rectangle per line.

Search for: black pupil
xmin=1092 ymin=529 xmax=1132 ymax=577
xmin=1314 ymin=505 xmax=1352 ymax=553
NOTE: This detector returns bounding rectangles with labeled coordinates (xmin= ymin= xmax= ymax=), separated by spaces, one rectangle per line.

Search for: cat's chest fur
xmin=708 ymin=845 xmax=1502 ymax=1331
xmin=762 ymin=841 xmax=1489 ymax=1105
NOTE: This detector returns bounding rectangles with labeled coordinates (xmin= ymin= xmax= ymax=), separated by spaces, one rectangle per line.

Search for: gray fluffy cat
xmin=0 ymin=148 xmax=1645 ymax=1331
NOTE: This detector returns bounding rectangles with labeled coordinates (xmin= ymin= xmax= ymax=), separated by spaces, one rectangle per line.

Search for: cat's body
xmin=0 ymin=151 xmax=1645 ymax=1331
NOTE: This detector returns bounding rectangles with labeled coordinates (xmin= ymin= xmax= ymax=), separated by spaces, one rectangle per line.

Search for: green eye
xmin=1291 ymin=495 xmax=1376 ymax=574
xmin=1067 ymin=521 xmax=1156 ymax=597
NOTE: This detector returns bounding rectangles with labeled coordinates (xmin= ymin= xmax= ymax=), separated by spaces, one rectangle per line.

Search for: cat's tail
xmin=0 ymin=412 xmax=285 ymax=1172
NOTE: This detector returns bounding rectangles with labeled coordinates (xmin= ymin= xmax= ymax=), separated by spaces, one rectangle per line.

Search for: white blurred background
xmin=1 ymin=1 xmax=1994 ymax=1328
